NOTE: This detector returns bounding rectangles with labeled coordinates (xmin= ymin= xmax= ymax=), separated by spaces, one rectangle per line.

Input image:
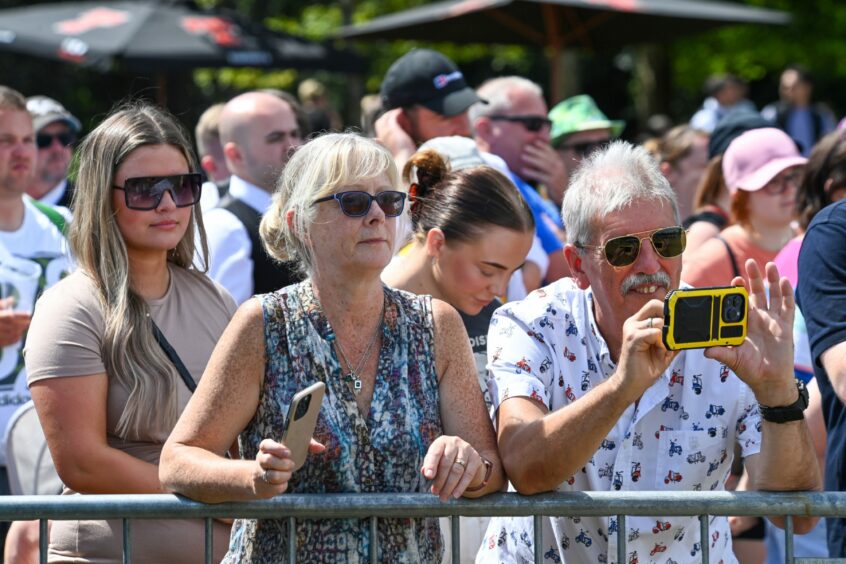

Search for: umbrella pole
xmin=542 ymin=4 xmax=565 ymax=103
xmin=156 ymin=73 xmax=168 ymax=107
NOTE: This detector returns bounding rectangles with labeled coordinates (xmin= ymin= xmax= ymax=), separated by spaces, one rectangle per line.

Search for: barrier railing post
xmin=39 ymin=518 xmax=47 ymax=564
xmin=204 ymin=517 xmax=213 ymax=564
xmin=451 ymin=515 xmax=460 ymax=563
xmin=617 ymin=514 xmax=626 ymax=564
xmin=699 ymin=514 xmax=709 ymax=564
xmin=370 ymin=516 xmax=378 ymax=563
xmin=122 ymin=519 xmax=131 ymax=564
xmin=288 ymin=516 xmax=296 ymax=562
xmin=533 ymin=514 xmax=542 ymax=563
xmin=785 ymin=514 xmax=794 ymax=564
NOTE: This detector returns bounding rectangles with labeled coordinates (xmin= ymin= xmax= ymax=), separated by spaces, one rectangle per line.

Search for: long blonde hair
xmin=70 ymin=102 xmax=209 ymax=438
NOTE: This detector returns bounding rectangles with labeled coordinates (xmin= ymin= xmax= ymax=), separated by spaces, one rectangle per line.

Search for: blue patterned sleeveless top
xmin=223 ymin=281 xmax=444 ymax=563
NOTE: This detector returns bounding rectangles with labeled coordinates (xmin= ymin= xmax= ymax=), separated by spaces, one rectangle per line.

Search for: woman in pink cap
xmin=681 ymin=127 xmax=806 ymax=288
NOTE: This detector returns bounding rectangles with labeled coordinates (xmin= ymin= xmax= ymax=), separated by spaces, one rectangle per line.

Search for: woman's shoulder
xmin=36 ymin=270 xmax=102 ymax=318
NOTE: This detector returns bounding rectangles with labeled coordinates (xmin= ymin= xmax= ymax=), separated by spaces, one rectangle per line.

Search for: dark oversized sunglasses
xmin=112 ymin=173 xmax=202 ymax=211
xmin=578 ymin=226 xmax=686 ymax=268
xmin=313 ymin=190 xmax=406 ymax=217
xmin=36 ymin=132 xmax=76 ymax=149
xmin=488 ymin=114 xmax=552 ymax=133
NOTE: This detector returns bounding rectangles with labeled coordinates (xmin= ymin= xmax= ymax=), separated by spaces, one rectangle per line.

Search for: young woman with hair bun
xmin=383 ymin=148 xmax=535 ymax=405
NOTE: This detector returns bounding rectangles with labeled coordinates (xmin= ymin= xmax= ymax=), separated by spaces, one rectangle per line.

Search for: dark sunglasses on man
xmin=112 ymin=173 xmax=202 ymax=211
xmin=36 ymin=132 xmax=77 ymax=149
xmin=313 ymin=190 xmax=406 ymax=218
xmin=557 ymin=140 xmax=608 ymax=158
xmin=577 ymin=226 xmax=687 ymax=268
xmin=487 ymin=115 xmax=553 ymax=133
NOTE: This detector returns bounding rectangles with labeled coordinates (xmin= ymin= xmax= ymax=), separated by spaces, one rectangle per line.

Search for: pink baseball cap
xmin=722 ymin=128 xmax=807 ymax=194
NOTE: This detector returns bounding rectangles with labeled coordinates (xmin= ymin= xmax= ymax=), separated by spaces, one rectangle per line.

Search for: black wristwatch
xmin=759 ymin=379 xmax=809 ymax=423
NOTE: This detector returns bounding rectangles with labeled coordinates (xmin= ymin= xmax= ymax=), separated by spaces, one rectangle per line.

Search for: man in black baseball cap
xmin=375 ymin=49 xmax=485 ymax=168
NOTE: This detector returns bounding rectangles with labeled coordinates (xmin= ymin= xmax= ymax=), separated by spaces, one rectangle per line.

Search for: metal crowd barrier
xmin=3 ymin=491 xmax=846 ymax=564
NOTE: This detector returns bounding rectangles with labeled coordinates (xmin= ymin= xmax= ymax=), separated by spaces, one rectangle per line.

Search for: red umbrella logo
xmin=54 ymin=7 xmax=130 ymax=35
xmin=181 ymin=17 xmax=242 ymax=48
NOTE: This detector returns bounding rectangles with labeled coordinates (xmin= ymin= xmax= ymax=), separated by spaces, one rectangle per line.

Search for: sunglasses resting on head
xmin=577 ymin=226 xmax=687 ymax=268
xmin=313 ymin=190 xmax=406 ymax=218
xmin=113 ymin=173 xmax=202 ymax=211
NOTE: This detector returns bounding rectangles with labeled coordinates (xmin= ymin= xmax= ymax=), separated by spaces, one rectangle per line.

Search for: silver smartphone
xmin=280 ymin=382 xmax=325 ymax=471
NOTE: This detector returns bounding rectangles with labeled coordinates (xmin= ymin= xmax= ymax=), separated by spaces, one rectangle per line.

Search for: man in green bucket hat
xmin=548 ymin=94 xmax=624 ymax=205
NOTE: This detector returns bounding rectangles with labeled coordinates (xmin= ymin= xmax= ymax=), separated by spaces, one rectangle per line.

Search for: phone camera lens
xmin=722 ymin=294 xmax=745 ymax=323
xmin=294 ymin=395 xmax=311 ymax=420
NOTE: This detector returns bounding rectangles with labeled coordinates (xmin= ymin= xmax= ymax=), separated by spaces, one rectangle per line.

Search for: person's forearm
xmin=753 ymin=419 xmax=822 ymax=533
xmin=754 ymin=420 xmax=821 ymax=492
xmin=159 ymin=443 xmax=259 ymax=504
xmin=500 ymin=375 xmax=634 ymax=494
xmin=58 ymin=446 xmax=164 ymax=494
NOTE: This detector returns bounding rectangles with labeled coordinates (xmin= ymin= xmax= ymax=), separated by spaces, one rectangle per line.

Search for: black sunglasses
xmin=488 ymin=114 xmax=552 ymax=133
xmin=112 ymin=173 xmax=202 ymax=211
xmin=558 ymin=140 xmax=607 ymax=158
xmin=313 ymin=190 xmax=406 ymax=217
xmin=36 ymin=131 xmax=76 ymax=149
xmin=578 ymin=226 xmax=686 ymax=268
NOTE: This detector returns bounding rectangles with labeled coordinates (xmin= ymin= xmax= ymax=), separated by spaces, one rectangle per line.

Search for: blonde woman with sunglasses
xmin=24 ymin=103 xmax=236 ymax=562
xmin=160 ymin=133 xmax=504 ymax=563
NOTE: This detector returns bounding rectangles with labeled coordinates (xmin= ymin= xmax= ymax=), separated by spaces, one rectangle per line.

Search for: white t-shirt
xmin=0 ymin=197 xmax=71 ymax=465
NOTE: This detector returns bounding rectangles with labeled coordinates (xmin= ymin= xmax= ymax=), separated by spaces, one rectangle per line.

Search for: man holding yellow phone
xmin=477 ymin=141 xmax=820 ymax=563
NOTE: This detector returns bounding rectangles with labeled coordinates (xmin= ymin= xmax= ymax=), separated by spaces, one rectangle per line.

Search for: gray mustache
xmin=620 ymin=271 xmax=671 ymax=296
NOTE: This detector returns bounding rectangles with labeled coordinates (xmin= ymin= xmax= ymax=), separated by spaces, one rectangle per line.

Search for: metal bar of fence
xmin=533 ymin=514 xmax=542 ymax=564
xmin=369 ymin=516 xmax=378 ymax=563
xmin=450 ymin=516 xmax=459 ymax=563
xmin=288 ymin=516 xmax=296 ymax=563
xmin=1 ymin=491 xmax=840 ymax=520
xmin=204 ymin=517 xmax=213 ymax=564
xmin=786 ymin=514 xmax=794 ymax=564
xmin=122 ymin=519 xmax=130 ymax=564
xmin=38 ymin=518 xmax=47 ymax=564
xmin=617 ymin=514 xmax=626 ymax=564
xmin=9 ymin=492 xmax=843 ymax=563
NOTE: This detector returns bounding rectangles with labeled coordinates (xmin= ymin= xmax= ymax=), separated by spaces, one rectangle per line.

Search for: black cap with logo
xmin=380 ymin=49 xmax=484 ymax=117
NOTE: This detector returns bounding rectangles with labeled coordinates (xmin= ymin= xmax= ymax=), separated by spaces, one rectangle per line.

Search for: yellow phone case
xmin=662 ymin=286 xmax=748 ymax=350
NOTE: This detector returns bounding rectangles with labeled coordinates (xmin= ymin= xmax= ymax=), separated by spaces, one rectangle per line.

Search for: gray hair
xmin=469 ymin=76 xmax=544 ymax=126
xmin=563 ymin=141 xmax=680 ymax=246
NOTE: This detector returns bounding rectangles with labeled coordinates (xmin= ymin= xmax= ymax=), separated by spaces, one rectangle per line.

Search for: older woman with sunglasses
xmin=23 ymin=103 xmax=236 ymax=562
xmin=160 ymin=132 xmax=504 ymax=563
xmin=682 ymin=128 xmax=807 ymax=288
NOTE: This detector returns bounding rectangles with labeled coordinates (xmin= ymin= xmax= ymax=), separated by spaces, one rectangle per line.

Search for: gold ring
xmin=454 ymin=458 xmax=467 ymax=468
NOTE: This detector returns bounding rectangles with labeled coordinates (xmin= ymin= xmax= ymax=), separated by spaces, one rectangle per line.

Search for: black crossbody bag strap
xmin=716 ymin=235 xmax=741 ymax=279
xmin=151 ymin=321 xmax=197 ymax=393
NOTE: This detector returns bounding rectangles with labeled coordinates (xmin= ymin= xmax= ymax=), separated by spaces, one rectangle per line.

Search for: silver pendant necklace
xmin=334 ymin=298 xmax=385 ymax=394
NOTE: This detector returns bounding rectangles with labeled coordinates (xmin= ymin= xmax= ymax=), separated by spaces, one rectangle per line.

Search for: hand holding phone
xmin=280 ymin=382 xmax=325 ymax=471
xmin=662 ymin=286 xmax=748 ymax=350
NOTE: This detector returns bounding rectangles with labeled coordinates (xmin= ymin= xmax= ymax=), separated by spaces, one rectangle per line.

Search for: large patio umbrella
xmin=337 ymin=0 xmax=790 ymax=99
xmin=0 ymin=0 xmax=365 ymax=74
